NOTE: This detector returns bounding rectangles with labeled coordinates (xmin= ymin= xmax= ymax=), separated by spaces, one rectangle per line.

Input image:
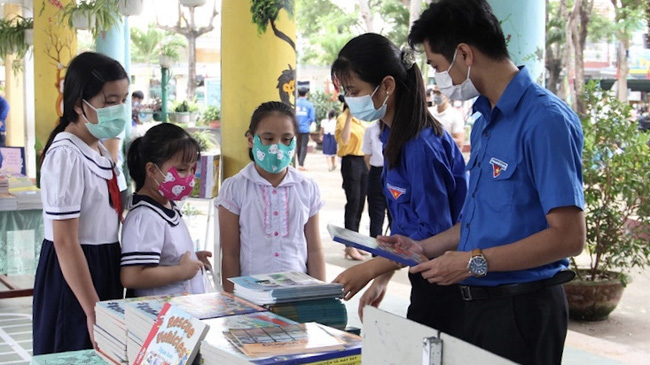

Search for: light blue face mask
xmin=82 ymin=100 xmax=128 ymax=139
xmin=252 ymin=134 xmax=296 ymax=174
xmin=344 ymin=85 xmax=389 ymax=122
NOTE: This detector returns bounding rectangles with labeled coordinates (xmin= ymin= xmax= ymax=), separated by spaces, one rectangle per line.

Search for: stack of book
xmin=192 ymin=152 xmax=220 ymax=198
xmin=11 ymin=188 xmax=42 ymax=210
xmin=201 ymin=322 xmax=362 ymax=364
xmin=268 ymin=298 xmax=348 ymax=330
xmin=124 ymin=295 xmax=178 ymax=363
xmin=124 ymin=292 xmax=265 ymax=363
xmin=228 ymin=272 xmax=344 ymax=305
xmin=0 ymin=175 xmax=17 ymax=211
xmin=94 ymin=300 xmax=129 ymax=364
xmin=133 ymin=302 xmax=210 ymax=365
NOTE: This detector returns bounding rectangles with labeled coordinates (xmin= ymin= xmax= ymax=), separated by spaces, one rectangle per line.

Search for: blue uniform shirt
xmin=296 ymin=97 xmax=315 ymax=133
xmin=381 ymin=126 xmax=467 ymax=241
xmin=460 ymin=67 xmax=584 ymax=286
xmin=0 ymin=96 xmax=8 ymax=132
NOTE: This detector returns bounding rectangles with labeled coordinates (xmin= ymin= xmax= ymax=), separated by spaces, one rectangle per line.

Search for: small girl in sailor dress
xmin=216 ymin=101 xmax=326 ymax=293
xmin=120 ymin=123 xmax=211 ymax=297
xmin=33 ymin=52 xmax=130 ymax=354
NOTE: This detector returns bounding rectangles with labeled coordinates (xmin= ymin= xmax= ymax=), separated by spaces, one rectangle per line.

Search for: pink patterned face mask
xmin=155 ymin=165 xmax=195 ymax=201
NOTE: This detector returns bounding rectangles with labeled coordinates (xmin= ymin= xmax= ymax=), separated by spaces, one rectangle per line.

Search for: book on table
xmin=169 ymin=291 xmax=265 ymax=319
xmin=327 ymin=224 xmax=428 ymax=266
xmin=228 ymin=271 xmax=343 ymax=305
xmin=201 ymin=320 xmax=362 ymax=365
xmin=31 ymin=349 xmax=107 ymax=365
xmin=133 ymin=302 xmax=210 ymax=365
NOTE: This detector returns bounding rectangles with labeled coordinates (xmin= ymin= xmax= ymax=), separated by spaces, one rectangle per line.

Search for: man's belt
xmin=459 ymin=270 xmax=575 ymax=301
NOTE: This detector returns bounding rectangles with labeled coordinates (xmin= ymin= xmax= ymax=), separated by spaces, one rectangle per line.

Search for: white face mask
xmin=434 ymin=48 xmax=480 ymax=101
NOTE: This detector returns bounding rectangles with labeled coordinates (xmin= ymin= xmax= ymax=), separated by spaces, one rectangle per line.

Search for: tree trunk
xmin=616 ymin=37 xmax=629 ymax=102
xmin=270 ymin=20 xmax=296 ymax=50
xmin=574 ymin=0 xmax=593 ymax=115
xmin=187 ymin=7 xmax=197 ymax=101
xmin=408 ymin=0 xmax=422 ymax=28
xmin=562 ymin=0 xmax=579 ymax=111
xmin=358 ymin=0 xmax=374 ymax=33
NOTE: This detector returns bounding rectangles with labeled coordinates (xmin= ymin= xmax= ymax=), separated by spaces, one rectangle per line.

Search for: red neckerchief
xmin=107 ymin=167 xmax=123 ymax=223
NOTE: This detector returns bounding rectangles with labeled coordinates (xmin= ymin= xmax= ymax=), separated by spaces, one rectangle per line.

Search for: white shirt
xmin=431 ymin=106 xmax=465 ymax=135
xmin=361 ymin=121 xmax=384 ymax=167
xmin=41 ymin=132 xmax=119 ymax=245
xmin=215 ymin=163 xmax=324 ymax=277
xmin=121 ymin=194 xmax=205 ymax=296
xmin=320 ymin=117 xmax=337 ymax=135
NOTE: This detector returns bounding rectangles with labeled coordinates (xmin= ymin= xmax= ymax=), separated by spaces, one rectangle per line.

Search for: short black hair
xmin=132 ymin=90 xmax=144 ymax=100
xmin=298 ymin=88 xmax=309 ymax=97
xmin=409 ymin=0 xmax=509 ymax=63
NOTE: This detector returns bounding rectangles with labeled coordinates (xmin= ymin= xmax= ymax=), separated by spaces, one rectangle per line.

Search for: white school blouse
xmin=41 ymin=132 xmax=119 ymax=245
xmin=361 ymin=121 xmax=384 ymax=168
xmin=215 ymin=163 xmax=324 ymax=276
xmin=120 ymin=194 xmax=205 ymax=296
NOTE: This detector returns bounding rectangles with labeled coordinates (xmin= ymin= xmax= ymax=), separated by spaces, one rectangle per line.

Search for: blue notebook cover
xmin=327 ymin=224 xmax=428 ymax=267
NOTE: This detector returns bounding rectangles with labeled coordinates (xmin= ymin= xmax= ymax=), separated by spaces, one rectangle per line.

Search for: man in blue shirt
xmin=295 ymin=88 xmax=315 ymax=170
xmin=0 ymin=95 xmax=9 ymax=147
xmin=385 ymin=1 xmax=586 ymax=363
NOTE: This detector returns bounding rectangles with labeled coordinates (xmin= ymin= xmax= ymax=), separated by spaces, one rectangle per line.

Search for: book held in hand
xmin=133 ymin=302 xmax=210 ymax=365
xmin=228 ymin=271 xmax=343 ymax=305
xmin=327 ymin=224 xmax=428 ymax=266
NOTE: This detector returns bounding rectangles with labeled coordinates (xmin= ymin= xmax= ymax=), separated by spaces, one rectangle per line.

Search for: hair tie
xmin=401 ymin=47 xmax=416 ymax=70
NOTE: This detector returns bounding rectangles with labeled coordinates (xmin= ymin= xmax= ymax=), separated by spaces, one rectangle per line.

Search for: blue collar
xmin=473 ymin=66 xmax=532 ymax=122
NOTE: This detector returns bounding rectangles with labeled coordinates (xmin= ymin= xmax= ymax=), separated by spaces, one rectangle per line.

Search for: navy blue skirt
xmin=322 ymin=134 xmax=337 ymax=156
xmin=32 ymin=239 xmax=123 ymax=355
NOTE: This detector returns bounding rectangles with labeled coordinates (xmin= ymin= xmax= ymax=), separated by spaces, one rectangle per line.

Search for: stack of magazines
xmin=228 ymin=272 xmax=344 ymax=305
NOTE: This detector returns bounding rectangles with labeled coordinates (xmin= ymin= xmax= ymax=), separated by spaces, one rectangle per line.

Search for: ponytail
xmin=384 ymin=64 xmax=442 ymax=169
xmin=127 ymin=137 xmax=145 ymax=191
xmin=39 ymin=117 xmax=71 ymax=167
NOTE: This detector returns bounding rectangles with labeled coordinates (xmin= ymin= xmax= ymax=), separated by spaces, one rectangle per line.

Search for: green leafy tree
xmin=130 ymin=24 xmax=166 ymax=64
xmin=609 ymin=0 xmax=646 ymax=102
xmin=251 ymin=0 xmax=295 ymax=50
xmin=546 ymin=0 xmax=565 ymax=95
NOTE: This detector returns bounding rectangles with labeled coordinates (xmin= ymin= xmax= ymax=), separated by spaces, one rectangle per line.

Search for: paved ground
xmin=1 ymin=149 xmax=649 ymax=364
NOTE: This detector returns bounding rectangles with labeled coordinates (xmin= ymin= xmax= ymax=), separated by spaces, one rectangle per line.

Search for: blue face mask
xmin=82 ymin=100 xmax=128 ymax=139
xmin=344 ymin=85 xmax=389 ymax=121
xmin=252 ymin=135 xmax=296 ymax=174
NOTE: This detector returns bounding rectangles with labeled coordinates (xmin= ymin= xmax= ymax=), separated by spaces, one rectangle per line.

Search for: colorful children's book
xmin=133 ymin=302 xmax=210 ymax=365
xmin=327 ymin=224 xmax=428 ymax=266
xmin=229 ymin=272 xmax=343 ymax=305
xmin=30 ymin=349 xmax=106 ymax=365
xmin=169 ymin=292 xmax=265 ymax=319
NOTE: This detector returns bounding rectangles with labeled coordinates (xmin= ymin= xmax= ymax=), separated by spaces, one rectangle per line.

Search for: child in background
xmin=34 ymin=52 xmax=129 ymax=354
xmin=120 ymin=123 xmax=212 ymax=297
xmin=216 ymin=101 xmax=326 ymax=293
xmin=319 ymin=109 xmax=338 ymax=171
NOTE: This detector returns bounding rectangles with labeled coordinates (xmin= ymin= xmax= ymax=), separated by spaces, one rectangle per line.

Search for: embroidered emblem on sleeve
xmin=387 ymin=183 xmax=406 ymax=200
xmin=489 ymin=157 xmax=508 ymax=178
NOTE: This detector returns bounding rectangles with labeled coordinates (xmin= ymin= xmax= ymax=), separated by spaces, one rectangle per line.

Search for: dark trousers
xmin=340 ymin=155 xmax=368 ymax=232
xmin=0 ymin=133 xmax=5 ymax=147
xmin=367 ymin=165 xmax=388 ymax=237
xmin=463 ymin=285 xmax=568 ymax=364
xmin=297 ymin=132 xmax=310 ymax=166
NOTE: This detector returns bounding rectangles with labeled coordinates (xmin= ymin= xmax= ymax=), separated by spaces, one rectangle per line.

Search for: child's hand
xmin=179 ymin=251 xmax=203 ymax=280
xmin=196 ymin=251 xmax=213 ymax=271
xmin=333 ymin=263 xmax=375 ymax=301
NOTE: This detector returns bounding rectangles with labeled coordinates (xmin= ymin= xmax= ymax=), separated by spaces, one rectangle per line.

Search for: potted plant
xmin=57 ymin=0 xmax=121 ymax=37
xmin=563 ymin=81 xmax=650 ymax=321
xmin=201 ymin=105 xmax=221 ymax=129
xmin=172 ymin=100 xmax=192 ymax=124
xmin=0 ymin=16 xmax=33 ymax=71
xmin=158 ymin=37 xmax=185 ymax=68
xmin=180 ymin=0 xmax=207 ymax=7
xmin=117 ymin=0 xmax=143 ymax=16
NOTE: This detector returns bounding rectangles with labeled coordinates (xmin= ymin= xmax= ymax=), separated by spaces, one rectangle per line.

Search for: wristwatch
xmin=467 ymin=249 xmax=488 ymax=277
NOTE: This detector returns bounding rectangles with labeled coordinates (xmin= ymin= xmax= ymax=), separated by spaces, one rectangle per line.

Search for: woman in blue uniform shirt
xmin=331 ymin=33 xmax=468 ymax=336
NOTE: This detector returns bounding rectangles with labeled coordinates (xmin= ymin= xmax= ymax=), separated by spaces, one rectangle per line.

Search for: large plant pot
xmin=175 ymin=112 xmax=191 ymax=124
xmin=118 ymin=0 xmax=144 ymax=16
xmin=72 ymin=11 xmax=95 ymax=30
xmin=24 ymin=29 xmax=34 ymax=46
xmin=563 ymin=270 xmax=626 ymax=321
xmin=180 ymin=0 xmax=207 ymax=7
xmin=158 ymin=55 xmax=174 ymax=68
